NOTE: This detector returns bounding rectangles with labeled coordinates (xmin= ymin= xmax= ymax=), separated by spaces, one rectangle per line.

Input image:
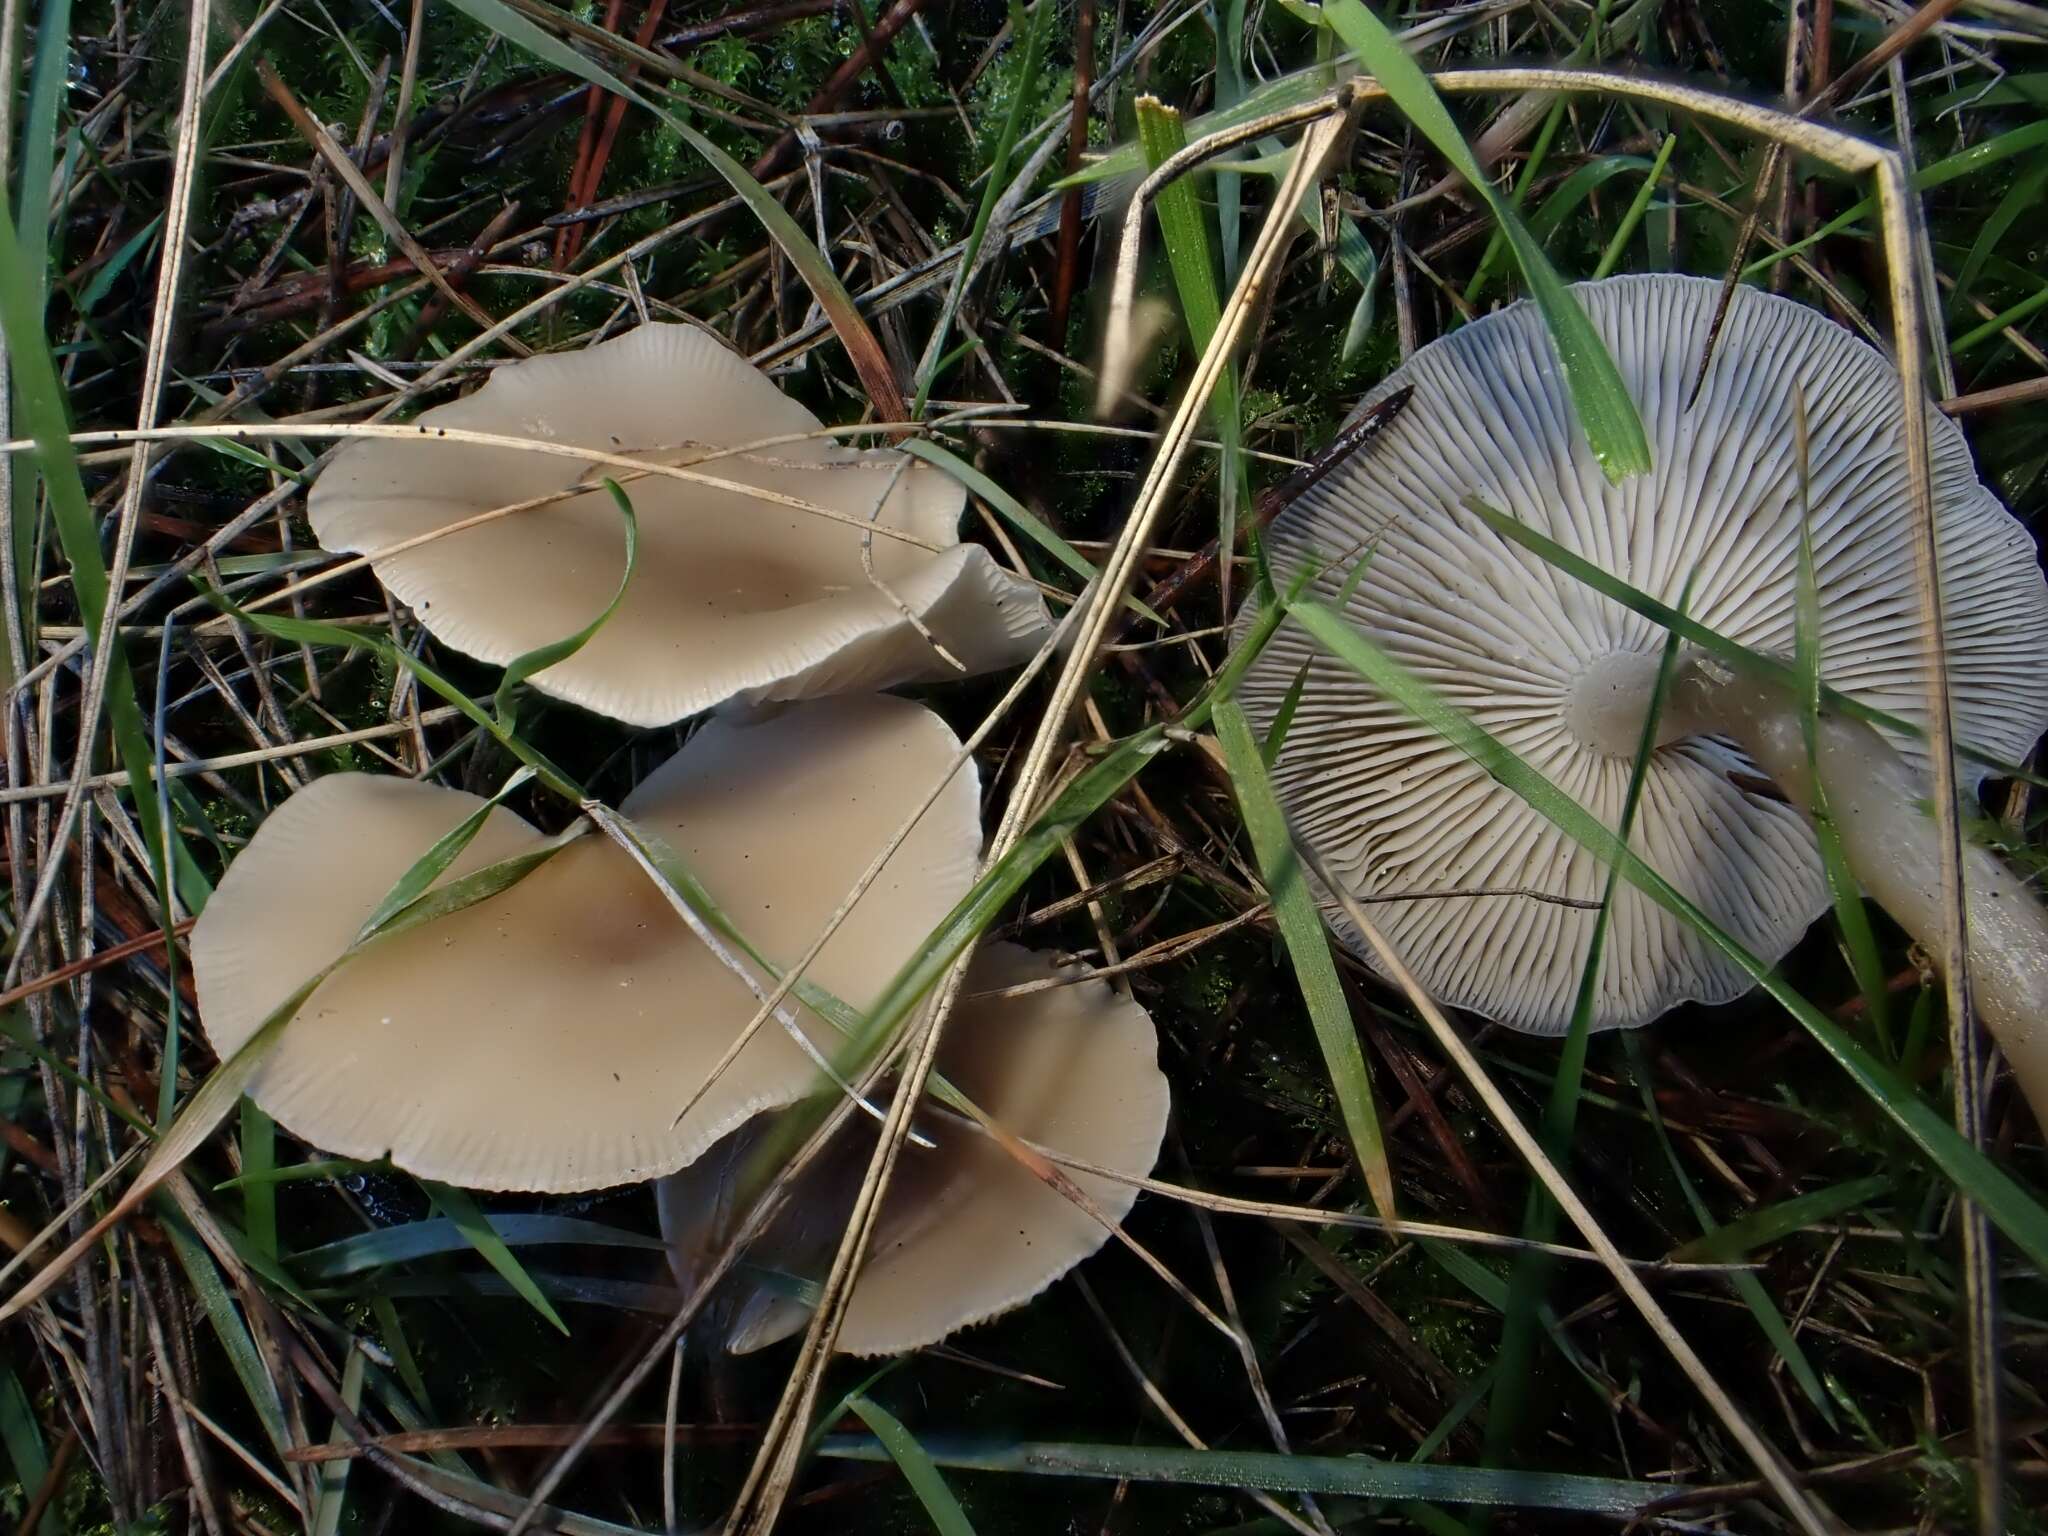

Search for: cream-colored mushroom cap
xmin=657 ymin=942 xmax=1170 ymax=1357
xmin=1235 ymin=273 xmax=2048 ymax=1035
xmin=308 ymin=324 xmax=1050 ymax=726
xmin=190 ymin=694 xmax=981 ymax=1192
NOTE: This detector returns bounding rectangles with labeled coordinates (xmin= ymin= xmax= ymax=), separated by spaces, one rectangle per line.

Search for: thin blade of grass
xmin=294 ymin=1215 xmax=664 ymax=1282
xmin=0 ymin=1359 xmax=55 ymax=1536
xmin=494 ymin=481 xmax=637 ymax=728
xmin=240 ymin=1099 xmax=278 ymax=1259
xmin=911 ymin=0 xmax=1053 ymax=413
xmin=1282 ymin=595 xmax=2048 ymax=1275
xmin=199 ymin=583 xmax=583 ymax=801
xmin=0 ymin=796 xmax=575 ymax=1322
xmin=813 ymin=1436 xmax=1670 ymax=1513
xmin=311 ymin=1342 xmax=367 ymax=1536
xmin=1744 ymin=121 xmax=2048 ymax=282
xmin=899 ymin=438 xmax=1115 ymax=599
xmin=1137 ymin=95 xmax=1249 ymax=615
xmin=1619 ymin=1032 xmax=1840 ymax=1422
xmin=1486 ymin=576 xmax=1693 ymax=1471
xmin=1215 ymin=694 xmax=1395 ymax=1222
xmin=357 ymin=768 xmax=538 ymax=941
xmin=1310 ymin=0 xmax=1651 ymax=483
xmin=76 ymin=213 xmax=162 ymax=313
xmin=160 ymin=1211 xmax=295 ymax=1468
xmin=419 ymin=1184 xmax=570 ymax=1336
xmin=0 ymin=171 xmax=207 ymax=913
xmin=1792 ymin=408 xmax=1890 ymax=1034
xmin=846 ymin=1398 xmax=979 ymax=1536
xmin=442 ymin=0 xmax=905 ymax=418
xmin=1592 ymin=133 xmax=1677 ymax=279
xmin=1669 ymin=1175 xmax=1892 ymax=1263
xmin=1459 ymin=494 xmax=2048 ymax=785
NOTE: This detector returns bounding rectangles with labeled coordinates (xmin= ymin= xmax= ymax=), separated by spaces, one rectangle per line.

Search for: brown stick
xmin=568 ymin=0 xmax=672 ymax=267
xmin=1048 ymin=0 xmax=1097 ymax=345
xmin=0 ymin=918 xmax=198 ymax=1014
xmin=285 ymin=1422 xmax=763 ymax=1463
xmin=13 ymin=1428 xmax=78 ymax=1536
xmin=554 ymin=0 xmax=627 ymax=269
xmin=1121 ymin=384 xmax=1414 ymax=632
xmin=747 ymin=0 xmax=930 ymax=182
xmin=394 ymin=200 xmax=525 ymax=359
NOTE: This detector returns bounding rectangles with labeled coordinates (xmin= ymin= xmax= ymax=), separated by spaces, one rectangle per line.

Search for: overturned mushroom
xmin=1237 ymin=274 xmax=2048 ymax=1114
xmin=191 ymin=694 xmax=984 ymax=1192
xmin=310 ymin=324 xmax=1051 ymax=726
xmin=658 ymin=942 xmax=1170 ymax=1357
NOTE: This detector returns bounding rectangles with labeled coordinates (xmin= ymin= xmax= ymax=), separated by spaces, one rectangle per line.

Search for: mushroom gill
xmin=1236 ymin=273 xmax=2048 ymax=1119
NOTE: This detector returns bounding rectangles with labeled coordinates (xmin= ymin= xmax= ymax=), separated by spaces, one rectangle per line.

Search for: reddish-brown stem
xmin=1049 ymin=0 xmax=1097 ymax=346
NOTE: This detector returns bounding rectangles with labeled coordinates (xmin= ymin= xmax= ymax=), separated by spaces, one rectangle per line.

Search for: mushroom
xmin=191 ymin=693 xmax=985 ymax=1192
xmin=1235 ymin=273 xmax=2048 ymax=1116
xmin=309 ymin=324 xmax=1051 ymax=727
xmin=657 ymin=942 xmax=1170 ymax=1357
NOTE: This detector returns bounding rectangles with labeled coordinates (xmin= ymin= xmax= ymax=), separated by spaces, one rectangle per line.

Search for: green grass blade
xmin=899 ymin=438 xmax=1115 ymax=599
xmin=1312 ymin=0 xmax=1651 ymax=483
xmin=1669 ymin=1175 xmax=1892 ymax=1263
xmin=1261 ymin=660 xmax=1312 ymax=766
xmin=1057 ymin=61 xmax=1343 ymax=187
xmin=1136 ymin=95 xmax=1250 ymax=612
xmin=0 ymin=167 xmax=209 ymax=917
xmin=1487 ymin=577 xmax=1692 ymax=1469
xmin=369 ymin=1296 xmax=471 ymax=1476
xmin=295 ymin=1214 xmax=663 ymax=1282
xmin=1952 ymin=277 xmax=2048 ymax=354
xmin=217 ymin=1158 xmax=371 ymax=1191
xmin=442 ymin=0 xmax=903 ymax=414
xmin=911 ymin=0 xmax=1053 ymax=412
xmin=1216 ymin=694 xmax=1395 ymax=1221
xmin=1282 ymin=594 xmax=2048 ymax=1275
xmin=1949 ymin=158 xmax=2048 ymax=319
xmin=421 ymin=1182 xmax=570 ymax=1335
xmin=0 ymin=1359 xmax=55 ymax=1536
xmin=160 ymin=1211 xmax=295 ymax=1465
xmin=17 ymin=0 xmax=72 ymax=300
xmin=77 ymin=213 xmax=162 ymax=312
xmin=489 ymin=488 xmax=640 ymax=723
xmin=311 ymin=1339 xmax=367 ymax=1536
xmin=1744 ymin=120 xmax=2048 ymax=283
xmin=1592 ymin=132 xmax=1678 ymax=280
xmin=1136 ymin=99 xmax=1224 ymax=350
xmin=240 ymin=1099 xmax=278 ymax=1259
xmin=356 ymin=768 xmax=537 ymax=941
xmin=1459 ymin=494 xmax=2048 ymax=786
xmin=1619 ymin=1032 xmax=1839 ymax=1422
xmin=200 ymin=582 xmax=584 ymax=801
xmin=1793 ymin=454 xmax=1890 ymax=1035
xmin=1525 ymin=155 xmax=1653 ymax=247
xmin=814 ymin=1436 xmax=1669 ymax=1513
xmin=847 ymin=1397 xmax=980 ymax=1536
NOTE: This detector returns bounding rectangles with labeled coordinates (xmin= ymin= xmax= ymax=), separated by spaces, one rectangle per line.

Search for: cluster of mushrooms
xmin=1238 ymin=273 xmax=2048 ymax=1124
xmin=194 ymin=273 xmax=2048 ymax=1359
xmin=191 ymin=323 xmax=1171 ymax=1356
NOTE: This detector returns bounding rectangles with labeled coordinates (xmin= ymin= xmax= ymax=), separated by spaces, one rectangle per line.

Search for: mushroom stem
xmin=1659 ymin=656 xmax=2048 ymax=1125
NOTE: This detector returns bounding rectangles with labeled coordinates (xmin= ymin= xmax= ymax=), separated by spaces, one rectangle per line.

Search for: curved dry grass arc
xmin=711 ymin=107 xmax=1364 ymax=1536
xmin=494 ymin=66 xmax=1988 ymax=1536
xmin=1233 ymin=273 xmax=2048 ymax=1034
xmin=1097 ymin=64 xmax=1990 ymax=1536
